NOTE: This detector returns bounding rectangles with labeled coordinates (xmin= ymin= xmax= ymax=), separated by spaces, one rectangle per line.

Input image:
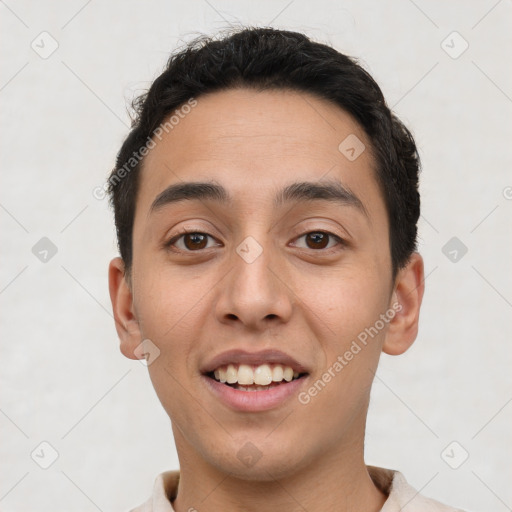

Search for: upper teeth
xmin=213 ymin=364 xmax=300 ymax=385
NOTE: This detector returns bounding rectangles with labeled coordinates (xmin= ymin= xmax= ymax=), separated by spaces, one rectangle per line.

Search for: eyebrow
xmin=149 ymin=179 xmax=369 ymax=218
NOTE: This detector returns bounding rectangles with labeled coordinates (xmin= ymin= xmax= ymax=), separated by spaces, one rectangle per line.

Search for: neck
xmin=171 ymin=430 xmax=387 ymax=512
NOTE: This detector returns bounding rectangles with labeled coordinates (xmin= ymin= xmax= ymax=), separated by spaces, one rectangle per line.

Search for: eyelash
xmin=164 ymin=229 xmax=346 ymax=254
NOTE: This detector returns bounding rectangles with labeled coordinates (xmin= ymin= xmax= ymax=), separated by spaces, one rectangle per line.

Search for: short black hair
xmin=107 ymin=26 xmax=421 ymax=281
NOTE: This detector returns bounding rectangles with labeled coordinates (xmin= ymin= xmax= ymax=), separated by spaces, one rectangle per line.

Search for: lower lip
xmin=202 ymin=375 xmax=308 ymax=412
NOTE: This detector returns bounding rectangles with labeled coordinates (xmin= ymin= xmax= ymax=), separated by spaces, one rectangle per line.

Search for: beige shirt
xmin=129 ymin=466 xmax=465 ymax=511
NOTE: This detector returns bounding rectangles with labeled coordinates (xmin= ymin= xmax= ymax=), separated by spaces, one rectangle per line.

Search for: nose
xmin=214 ymin=237 xmax=293 ymax=331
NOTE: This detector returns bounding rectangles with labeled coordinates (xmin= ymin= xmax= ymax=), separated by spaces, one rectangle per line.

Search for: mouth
xmin=205 ymin=363 xmax=308 ymax=392
xmin=200 ymin=349 xmax=310 ymax=411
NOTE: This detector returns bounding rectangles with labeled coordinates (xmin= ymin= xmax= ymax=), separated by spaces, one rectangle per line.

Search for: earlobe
xmin=382 ymin=252 xmax=425 ymax=356
xmin=108 ymin=257 xmax=142 ymax=360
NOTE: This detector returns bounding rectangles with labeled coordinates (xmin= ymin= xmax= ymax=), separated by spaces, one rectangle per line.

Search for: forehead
xmin=135 ymin=87 xmax=385 ymax=224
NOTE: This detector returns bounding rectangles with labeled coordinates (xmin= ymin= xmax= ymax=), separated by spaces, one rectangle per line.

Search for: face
xmin=109 ymin=88 xmax=424 ymax=481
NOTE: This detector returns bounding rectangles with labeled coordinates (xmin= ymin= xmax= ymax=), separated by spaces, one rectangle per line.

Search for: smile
xmin=209 ymin=363 xmax=304 ymax=391
xmin=203 ymin=368 xmax=309 ymax=412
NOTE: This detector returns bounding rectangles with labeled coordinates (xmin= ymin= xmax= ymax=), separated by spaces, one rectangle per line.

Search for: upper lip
xmin=201 ymin=349 xmax=310 ymax=375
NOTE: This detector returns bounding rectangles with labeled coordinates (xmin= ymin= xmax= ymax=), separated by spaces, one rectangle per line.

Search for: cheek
xmin=134 ymin=271 xmax=205 ymax=424
xmin=299 ymin=263 xmax=388 ymax=342
xmin=299 ymin=266 xmax=389 ymax=397
xmin=131 ymin=268 xmax=209 ymax=407
xmin=298 ymin=278 xmax=386 ymax=429
xmin=133 ymin=261 xmax=206 ymax=339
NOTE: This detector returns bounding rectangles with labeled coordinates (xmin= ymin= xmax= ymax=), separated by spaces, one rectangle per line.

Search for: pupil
xmin=186 ymin=233 xmax=207 ymax=250
xmin=307 ymin=232 xmax=328 ymax=249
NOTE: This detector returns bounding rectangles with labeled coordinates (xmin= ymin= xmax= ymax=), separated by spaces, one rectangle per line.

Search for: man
xmin=107 ymin=27 xmax=464 ymax=511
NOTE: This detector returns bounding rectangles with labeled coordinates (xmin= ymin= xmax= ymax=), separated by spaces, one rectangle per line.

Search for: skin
xmin=109 ymin=88 xmax=424 ymax=512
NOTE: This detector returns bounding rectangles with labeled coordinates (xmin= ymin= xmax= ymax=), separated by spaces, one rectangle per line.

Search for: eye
xmin=166 ymin=231 xmax=221 ymax=252
xmin=292 ymin=231 xmax=345 ymax=251
xmin=164 ymin=229 xmax=345 ymax=253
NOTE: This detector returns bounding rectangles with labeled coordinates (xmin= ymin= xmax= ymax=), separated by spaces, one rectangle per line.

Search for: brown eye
xmin=183 ymin=233 xmax=208 ymax=250
xmin=293 ymin=231 xmax=344 ymax=252
xmin=166 ymin=231 xmax=220 ymax=252
xmin=305 ymin=232 xmax=330 ymax=249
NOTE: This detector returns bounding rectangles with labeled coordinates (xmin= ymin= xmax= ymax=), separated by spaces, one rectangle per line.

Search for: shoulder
xmin=127 ymin=470 xmax=179 ymax=512
xmin=370 ymin=467 xmax=467 ymax=512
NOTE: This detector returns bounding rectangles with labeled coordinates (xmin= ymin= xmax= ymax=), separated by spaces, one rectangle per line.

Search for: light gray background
xmin=1 ymin=1 xmax=511 ymax=511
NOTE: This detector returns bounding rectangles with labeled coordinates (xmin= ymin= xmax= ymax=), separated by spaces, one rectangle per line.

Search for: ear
xmin=108 ymin=257 xmax=142 ymax=360
xmin=382 ymin=252 xmax=425 ymax=356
